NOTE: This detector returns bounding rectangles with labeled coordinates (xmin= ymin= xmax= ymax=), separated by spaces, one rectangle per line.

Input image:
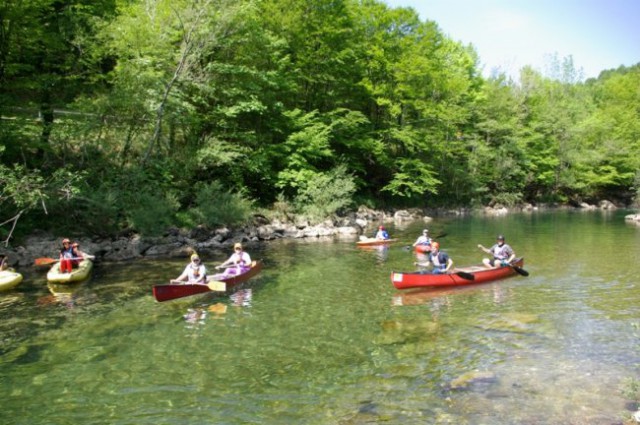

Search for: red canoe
xmin=391 ymin=258 xmax=525 ymax=290
xmin=153 ymin=260 xmax=263 ymax=302
xmin=356 ymin=238 xmax=398 ymax=247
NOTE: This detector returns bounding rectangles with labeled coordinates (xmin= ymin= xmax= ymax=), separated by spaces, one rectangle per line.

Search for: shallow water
xmin=1 ymin=210 xmax=639 ymax=424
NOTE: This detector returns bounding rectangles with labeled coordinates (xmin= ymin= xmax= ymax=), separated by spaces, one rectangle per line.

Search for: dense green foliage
xmin=1 ymin=0 xmax=639 ymax=241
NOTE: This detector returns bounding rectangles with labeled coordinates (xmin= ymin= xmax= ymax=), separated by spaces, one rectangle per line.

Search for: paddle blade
xmin=34 ymin=257 xmax=57 ymax=267
xmin=455 ymin=271 xmax=475 ymax=281
xmin=207 ymin=281 xmax=227 ymax=292
xmin=512 ymin=266 xmax=529 ymax=277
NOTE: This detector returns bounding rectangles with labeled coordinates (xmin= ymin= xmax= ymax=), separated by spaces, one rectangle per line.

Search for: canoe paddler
xmin=216 ymin=243 xmax=251 ymax=276
xmin=478 ymin=234 xmax=516 ymax=269
xmin=173 ymin=253 xmax=207 ymax=284
xmin=414 ymin=242 xmax=453 ymax=274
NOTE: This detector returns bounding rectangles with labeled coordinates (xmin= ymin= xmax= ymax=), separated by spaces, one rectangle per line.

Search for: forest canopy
xmin=1 ymin=0 xmax=639 ymax=241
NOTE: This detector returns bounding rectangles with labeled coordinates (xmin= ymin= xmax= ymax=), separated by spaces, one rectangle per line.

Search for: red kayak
xmin=153 ymin=260 xmax=263 ymax=302
xmin=356 ymin=238 xmax=398 ymax=247
xmin=391 ymin=258 xmax=526 ymax=290
xmin=414 ymin=245 xmax=431 ymax=254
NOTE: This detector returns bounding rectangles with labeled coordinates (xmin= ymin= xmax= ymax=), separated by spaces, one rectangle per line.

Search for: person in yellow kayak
xmin=173 ymin=253 xmax=207 ymax=284
xmin=59 ymin=238 xmax=77 ymax=273
xmin=72 ymin=242 xmax=95 ymax=260
xmin=0 ymin=254 xmax=9 ymax=271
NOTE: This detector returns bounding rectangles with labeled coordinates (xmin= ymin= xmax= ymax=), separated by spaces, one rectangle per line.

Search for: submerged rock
xmin=450 ymin=370 xmax=497 ymax=390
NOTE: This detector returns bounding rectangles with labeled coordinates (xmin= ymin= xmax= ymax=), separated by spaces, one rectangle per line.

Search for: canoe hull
xmin=47 ymin=260 xmax=93 ymax=283
xmin=356 ymin=238 xmax=398 ymax=247
xmin=153 ymin=260 xmax=263 ymax=302
xmin=0 ymin=270 xmax=23 ymax=292
xmin=391 ymin=258 xmax=524 ymax=290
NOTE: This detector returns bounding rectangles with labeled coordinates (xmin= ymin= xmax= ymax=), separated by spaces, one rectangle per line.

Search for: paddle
xmin=455 ymin=271 xmax=475 ymax=281
xmin=403 ymin=232 xmax=448 ymax=251
xmin=510 ymin=264 xmax=529 ymax=277
xmin=34 ymin=256 xmax=95 ymax=267
xmin=207 ymin=281 xmax=227 ymax=292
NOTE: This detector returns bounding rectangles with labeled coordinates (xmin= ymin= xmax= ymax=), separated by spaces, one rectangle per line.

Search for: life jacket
xmin=60 ymin=246 xmax=75 ymax=259
xmin=429 ymin=252 xmax=449 ymax=270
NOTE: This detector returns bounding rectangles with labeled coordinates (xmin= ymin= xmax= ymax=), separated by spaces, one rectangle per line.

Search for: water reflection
xmin=38 ymin=282 xmax=84 ymax=309
xmin=182 ymin=288 xmax=253 ymax=326
xmin=230 ymin=288 xmax=252 ymax=307
xmin=357 ymin=244 xmax=390 ymax=263
xmin=392 ymin=283 xmax=514 ymax=308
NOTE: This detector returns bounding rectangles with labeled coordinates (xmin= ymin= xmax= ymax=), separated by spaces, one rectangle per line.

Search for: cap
xmin=233 ymin=242 xmax=243 ymax=250
xmin=62 ymin=238 xmax=70 ymax=244
xmin=497 ymin=235 xmax=505 ymax=241
xmin=423 ymin=229 xmax=429 ymax=234
xmin=190 ymin=253 xmax=200 ymax=261
xmin=379 ymin=226 xmax=385 ymax=230
xmin=431 ymin=241 xmax=440 ymax=250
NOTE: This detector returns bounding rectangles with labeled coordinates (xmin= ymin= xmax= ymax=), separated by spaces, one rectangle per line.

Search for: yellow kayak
xmin=47 ymin=260 xmax=93 ymax=283
xmin=0 ymin=269 xmax=23 ymax=292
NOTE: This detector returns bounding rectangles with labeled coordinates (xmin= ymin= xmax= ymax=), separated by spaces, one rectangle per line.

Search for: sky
xmin=383 ymin=0 xmax=640 ymax=80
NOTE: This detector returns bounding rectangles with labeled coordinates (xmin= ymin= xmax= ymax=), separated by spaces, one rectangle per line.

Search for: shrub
xmin=295 ymin=165 xmax=356 ymax=221
xmin=189 ymin=181 xmax=254 ymax=227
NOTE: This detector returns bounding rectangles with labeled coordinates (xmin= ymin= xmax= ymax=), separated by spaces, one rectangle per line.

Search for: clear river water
xmin=1 ymin=210 xmax=639 ymax=424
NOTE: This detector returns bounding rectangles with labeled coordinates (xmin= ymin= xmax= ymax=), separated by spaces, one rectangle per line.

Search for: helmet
xmin=431 ymin=241 xmax=440 ymax=250
xmin=497 ymin=235 xmax=505 ymax=241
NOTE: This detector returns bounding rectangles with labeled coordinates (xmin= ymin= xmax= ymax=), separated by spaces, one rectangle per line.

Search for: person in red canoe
xmin=478 ymin=234 xmax=516 ymax=268
xmin=173 ymin=253 xmax=207 ymax=284
xmin=216 ymin=242 xmax=252 ymax=276
xmin=414 ymin=242 xmax=453 ymax=274
xmin=375 ymin=225 xmax=389 ymax=240
xmin=412 ymin=229 xmax=432 ymax=250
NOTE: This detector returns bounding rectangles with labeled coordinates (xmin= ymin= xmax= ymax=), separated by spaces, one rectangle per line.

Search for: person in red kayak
xmin=412 ymin=229 xmax=432 ymax=250
xmin=478 ymin=234 xmax=516 ymax=268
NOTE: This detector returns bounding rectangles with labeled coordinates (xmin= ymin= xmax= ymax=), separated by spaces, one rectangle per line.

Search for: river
xmin=1 ymin=210 xmax=639 ymax=424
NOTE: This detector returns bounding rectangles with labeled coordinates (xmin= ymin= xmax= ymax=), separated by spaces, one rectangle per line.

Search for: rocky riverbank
xmin=4 ymin=201 xmax=632 ymax=268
